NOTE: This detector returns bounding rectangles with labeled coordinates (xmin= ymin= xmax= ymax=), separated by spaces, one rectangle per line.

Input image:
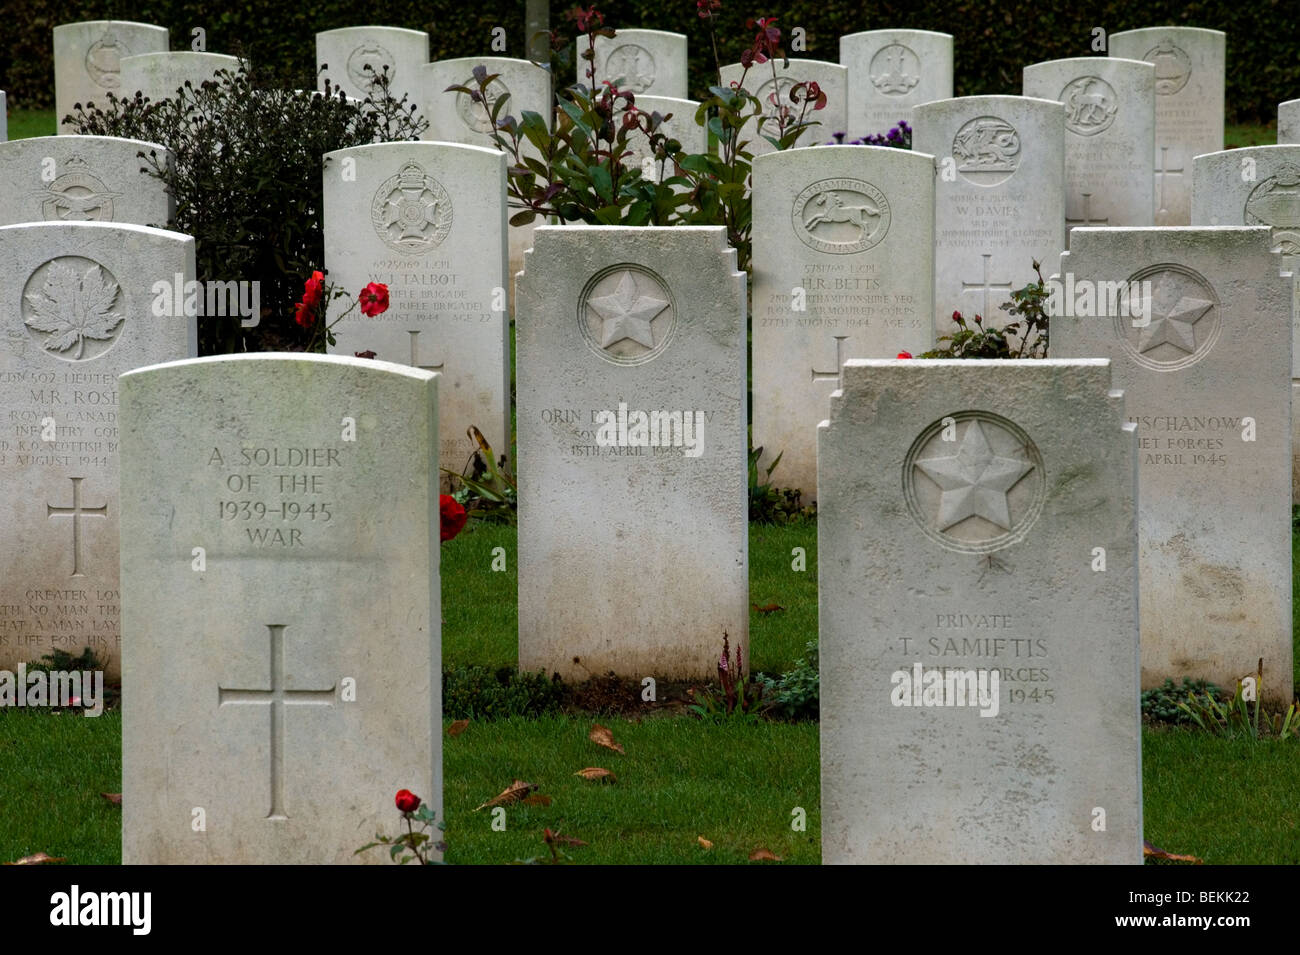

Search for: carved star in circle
xmin=914 ymin=421 xmax=1033 ymax=532
xmin=1137 ymin=279 xmax=1213 ymax=355
xmin=588 ymin=271 xmax=668 ymax=349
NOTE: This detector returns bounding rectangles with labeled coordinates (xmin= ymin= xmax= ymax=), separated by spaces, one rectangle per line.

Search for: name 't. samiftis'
xmin=594 ymin=401 xmax=704 ymax=457
xmin=890 ymin=662 xmax=1001 ymax=717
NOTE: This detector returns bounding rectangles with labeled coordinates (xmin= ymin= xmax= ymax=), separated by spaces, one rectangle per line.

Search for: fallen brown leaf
xmin=749 ymin=847 xmax=782 ymax=862
xmin=544 ymin=828 xmax=587 ymax=847
xmin=589 ymin=723 xmax=625 ymax=755
xmin=1142 ymin=840 xmax=1203 ymax=864
xmin=446 ymin=719 xmax=470 ymax=738
xmin=521 ymin=794 xmax=552 ymax=807
xmin=751 ymin=602 xmax=786 ymax=614
xmin=474 ymin=779 xmax=538 ymax=811
xmin=5 ymin=852 xmax=66 ymax=865
xmin=697 ymin=836 xmax=714 ymax=850
xmin=575 ymin=767 xmax=617 ymax=782
xmin=100 ymin=792 xmax=122 ymax=805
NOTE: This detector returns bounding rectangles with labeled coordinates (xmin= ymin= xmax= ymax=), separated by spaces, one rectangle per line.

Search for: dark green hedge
xmin=4 ymin=0 xmax=1294 ymax=126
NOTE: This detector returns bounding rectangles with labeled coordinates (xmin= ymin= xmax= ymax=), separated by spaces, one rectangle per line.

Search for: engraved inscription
xmin=793 ymin=178 xmax=890 ymax=254
xmin=218 ymin=624 xmax=335 ymax=820
xmin=370 ymin=161 xmax=453 ymax=253
xmin=207 ymin=445 xmax=342 ymax=549
xmin=23 ymin=257 xmax=125 ymax=362
xmin=952 ymin=117 xmax=1021 ymax=186
xmin=579 ymin=266 xmax=675 ymax=364
xmin=869 ymin=43 xmax=920 ymax=96
xmin=1061 ymin=76 xmax=1118 ymax=136
xmin=1114 ymin=264 xmax=1220 ymax=371
xmin=904 ymin=413 xmax=1045 ymax=554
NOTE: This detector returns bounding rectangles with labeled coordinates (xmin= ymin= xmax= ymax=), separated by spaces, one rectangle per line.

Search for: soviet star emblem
xmin=588 ymin=270 xmax=668 ymax=349
xmin=1117 ymin=266 xmax=1220 ymax=370
xmin=913 ymin=420 xmax=1034 ymax=532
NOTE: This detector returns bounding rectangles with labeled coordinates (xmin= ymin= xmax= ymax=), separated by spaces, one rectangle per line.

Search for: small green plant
xmin=442 ymin=665 xmax=562 ymax=719
xmin=759 ymin=640 xmax=819 ymax=721
xmin=688 ymin=632 xmax=766 ymax=723
xmin=356 ymin=789 xmax=446 ymax=864
xmin=1141 ymin=677 xmax=1223 ymax=725
xmin=748 ymin=447 xmax=815 ymax=524
xmin=922 ymin=261 xmax=1051 ymax=359
xmin=443 ymin=426 xmax=517 ymax=524
xmin=1176 ymin=661 xmax=1300 ymax=740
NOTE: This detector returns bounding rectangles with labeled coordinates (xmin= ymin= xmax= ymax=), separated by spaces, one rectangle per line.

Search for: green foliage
xmin=749 ymin=446 xmax=815 ymax=524
xmin=442 ymin=665 xmax=563 ymax=720
xmin=66 ymin=62 xmax=425 ymax=355
xmin=1141 ymin=677 xmax=1224 ymax=725
xmin=355 ymin=800 xmax=446 ymax=865
xmin=1176 ymin=666 xmax=1300 ymax=741
xmin=921 ymin=261 xmax=1050 ymax=359
xmin=759 ymin=640 xmax=819 ymax=721
xmin=688 ymin=632 xmax=766 ymax=723
xmin=32 ymin=647 xmax=108 ymax=673
xmin=443 ymin=425 xmax=517 ymax=524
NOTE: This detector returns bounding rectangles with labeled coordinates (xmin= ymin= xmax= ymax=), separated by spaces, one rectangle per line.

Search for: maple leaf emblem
xmin=24 ymin=261 xmax=124 ymax=360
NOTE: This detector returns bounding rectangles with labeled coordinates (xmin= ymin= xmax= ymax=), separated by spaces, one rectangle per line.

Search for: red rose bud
xmin=897 ymin=351 xmax=912 ymax=359
xmin=302 ymin=271 xmax=325 ymax=309
xmin=358 ymin=282 xmax=389 ymax=317
xmin=395 ymin=789 xmax=421 ymax=813
xmin=440 ymin=494 xmax=468 ymax=542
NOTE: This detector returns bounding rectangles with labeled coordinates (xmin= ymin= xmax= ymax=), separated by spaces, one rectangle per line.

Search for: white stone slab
xmin=913 ymin=95 xmax=1065 ymax=336
xmin=516 ymin=226 xmax=747 ymax=680
xmin=1023 ymin=56 xmax=1156 ymax=245
xmin=119 ymin=51 xmax=241 ymax=104
xmin=752 ymin=144 xmax=935 ymax=500
xmin=324 ymin=141 xmax=509 ymax=481
xmin=719 ymin=59 xmax=848 ymax=154
xmin=1109 ymin=27 xmax=1225 ymax=225
xmin=0 ymin=222 xmax=197 ymax=681
xmin=1055 ymin=226 xmax=1292 ymax=702
xmin=0 ymin=135 xmax=173 ymax=227
xmin=839 ymin=29 xmax=952 ymax=140
xmin=591 ymin=29 xmax=687 ymax=99
xmin=53 ymin=21 xmax=169 ymax=133
xmin=316 ymin=26 xmax=429 ymax=113
xmin=819 ymin=358 xmax=1141 ymax=864
xmin=1281 ymin=99 xmax=1300 ymax=144
xmin=120 ymin=353 xmax=440 ymax=864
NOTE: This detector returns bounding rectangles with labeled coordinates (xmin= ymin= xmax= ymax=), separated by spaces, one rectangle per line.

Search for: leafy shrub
xmin=749 ymin=447 xmax=815 ymax=524
xmin=1141 ymin=677 xmax=1223 ymax=725
xmin=759 ymin=640 xmax=819 ymax=721
xmin=921 ymin=261 xmax=1050 ymax=359
xmin=442 ymin=665 xmax=563 ymax=719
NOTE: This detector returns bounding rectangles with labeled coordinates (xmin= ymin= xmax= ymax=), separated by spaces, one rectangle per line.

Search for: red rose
xmin=395 ymin=789 xmax=421 ymax=813
xmin=897 ymin=351 xmax=912 ymax=359
xmin=358 ymin=282 xmax=389 ymax=317
xmin=302 ymin=271 xmax=325 ymax=309
xmin=294 ymin=301 xmax=316 ymax=328
xmin=440 ymin=494 xmax=468 ymax=542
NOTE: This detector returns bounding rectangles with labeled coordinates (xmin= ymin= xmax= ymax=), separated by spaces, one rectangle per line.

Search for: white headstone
xmin=119 ymin=51 xmax=241 ymax=104
xmin=839 ymin=29 xmax=952 ymax=140
xmin=324 ymin=141 xmax=509 ymax=482
xmin=1192 ymin=145 xmax=1300 ymax=503
xmin=819 ymin=358 xmax=1141 ymax=864
xmin=0 ymin=221 xmax=197 ymax=681
xmin=913 ymin=95 xmax=1066 ymax=335
xmin=1055 ymin=226 xmax=1293 ymax=703
xmin=591 ymin=29 xmax=688 ymax=99
xmin=53 ymin=21 xmax=169 ymax=133
xmin=752 ymin=145 xmax=935 ymax=500
xmin=516 ymin=226 xmax=747 ymax=680
xmin=0 ymin=135 xmax=173 ymax=227
xmin=316 ymin=26 xmax=429 ymax=112
xmin=1023 ymin=57 xmax=1156 ymax=245
xmin=1280 ymin=100 xmax=1300 ymax=145
xmin=719 ymin=59 xmax=848 ymax=154
xmin=1108 ymin=27 xmax=1225 ymax=225
xmin=120 ymin=354 xmax=441 ymax=864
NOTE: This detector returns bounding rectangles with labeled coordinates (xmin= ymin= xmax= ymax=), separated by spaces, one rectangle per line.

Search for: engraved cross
xmin=1155 ymin=145 xmax=1185 ymax=220
xmin=408 ymin=329 xmax=444 ymax=373
xmin=218 ymin=624 xmax=336 ymax=821
xmin=1066 ymin=192 xmax=1109 ymax=229
xmin=810 ymin=335 xmax=850 ymax=389
xmin=960 ymin=253 xmax=1013 ymax=320
xmin=47 ymin=476 xmax=108 ymax=577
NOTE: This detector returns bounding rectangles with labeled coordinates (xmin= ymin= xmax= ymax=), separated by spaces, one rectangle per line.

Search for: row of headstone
xmin=1282 ymin=100 xmax=1300 ymax=144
